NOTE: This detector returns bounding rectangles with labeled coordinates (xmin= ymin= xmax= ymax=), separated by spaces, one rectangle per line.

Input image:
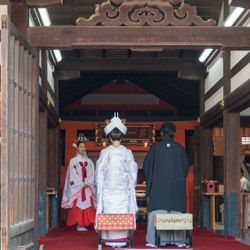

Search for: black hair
xmin=77 ymin=141 xmax=86 ymax=148
xmin=240 ymin=168 xmax=244 ymax=175
xmin=108 ymin=127 xmax=124 ymax=141
xmin=160 ymin=121 xmax=176 ymax=138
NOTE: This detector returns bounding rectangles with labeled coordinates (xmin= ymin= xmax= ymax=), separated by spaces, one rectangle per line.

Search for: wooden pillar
xmin=199 ymin=78 xmax=205 ymax=116
xmin=223 ymin=51 xmax=231 ymax=96
xmin=65 ymin=128 xmax=78 ymax=168
xmin=39 ymin=111 xmax=48 ymax=192
xmin=200 ymin=127 xmax=213 ymax=229
xmin=193 ymin=127 xmax=201 ymax=226
xmin=10 ymin=1 xmax=27 ymax=37
xmin=47 ymin=127 xmax=59 ymax=189
xmin=46 ymin=125 xmax=59 ymax=230
xmin=200 ymin=128 xmax=213 ymax=181
xmin=223 ymin=110 xmax=240 ymax=239
xmin=54 ymin=78 xmax=59 ymax=112
xmin=38 ymin=110 xmax=48 ymax=236
xmin=41 ymin=50 xmax=48 ymax=93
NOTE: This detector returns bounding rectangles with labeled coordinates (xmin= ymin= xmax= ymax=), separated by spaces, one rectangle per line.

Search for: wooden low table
xmin=241 ymin=192 xmax=250 ymax=231
xmin=203 ymin=192 xmax=224 ymax=230
xmin=154 ymin=213 xmax=193 ymax=248
xmin=97 ymin=214 xmax=134 ymax=250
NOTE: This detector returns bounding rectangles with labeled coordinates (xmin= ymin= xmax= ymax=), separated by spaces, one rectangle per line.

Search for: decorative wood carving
xmin=76 ymin=0 xmax=216 ymax=26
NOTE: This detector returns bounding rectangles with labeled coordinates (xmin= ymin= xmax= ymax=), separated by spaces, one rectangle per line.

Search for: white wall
xmin=205 ymin=87 xmax=223 ymax=112
xmin=205 ymin=57 xmax=224 ymax=93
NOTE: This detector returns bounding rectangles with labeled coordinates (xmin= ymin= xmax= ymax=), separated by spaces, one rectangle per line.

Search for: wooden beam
xmin=229 ymin=0 xmax=250 ymax=9
xmin=178 ymin=71 xmax=204 ymax=81
xmin=231 ymin=52 xmax=250 ymax=78
xmin=200 ymin=103 xmax=223 ymax=128
xmin=201 ymin=79 xmax=250 ymax=126
xmin=26 ymin=0 xmax=62 ymax=7
xmin=56 ymin=57 xmax=203 ymax=72
xmin=26 ymin=26 xmax=250 ymax=50
xmin=205 ymin=77 xmax=224 ymax=101
xmin=59 ymin=109 xmax=198 ymax=122
xmin=224 ymin=79 xmax=250 ymax=112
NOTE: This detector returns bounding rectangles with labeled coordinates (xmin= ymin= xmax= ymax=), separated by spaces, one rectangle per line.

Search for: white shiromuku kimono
xmin=95 ymin=145 xmax=138 ymax=243
xmin=62 ymin=153 xmax=96 ymax=211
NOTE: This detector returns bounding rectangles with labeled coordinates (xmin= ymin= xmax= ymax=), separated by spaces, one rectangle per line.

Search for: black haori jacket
xmin=143 ymin=137 xmax=190 ymax=213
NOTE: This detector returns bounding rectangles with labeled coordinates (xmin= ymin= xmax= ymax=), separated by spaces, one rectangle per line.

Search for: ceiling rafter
xmin=126 ymin=73 xmax=197 ymax=109
xmin=151 ymin=73 xmax=199 ymax=104
xmin=59 ymin=73 xmax=116 ymax=108
xmin=143 ymin=73 xmax=199 ymax=108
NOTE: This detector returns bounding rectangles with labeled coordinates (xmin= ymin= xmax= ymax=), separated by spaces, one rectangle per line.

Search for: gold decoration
xmin=95 ymin=122 xmax=155 ymax=146
xmin=220 ymin=100 xmax=224 ymax=109
xmin=75 ymin=133 xmax=89 ymax=143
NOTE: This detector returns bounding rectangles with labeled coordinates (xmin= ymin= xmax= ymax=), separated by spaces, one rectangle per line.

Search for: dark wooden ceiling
xmin=40 ymin=0 xmax=224 ymax=121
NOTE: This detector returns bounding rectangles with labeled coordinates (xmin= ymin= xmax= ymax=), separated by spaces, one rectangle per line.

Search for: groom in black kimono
xmin=143 ymin=121 xmax=190 ymax=247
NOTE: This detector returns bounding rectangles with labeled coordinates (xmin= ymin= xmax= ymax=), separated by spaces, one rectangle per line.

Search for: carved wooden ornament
xmin=76 ymin=0 xmax=216 ymax=26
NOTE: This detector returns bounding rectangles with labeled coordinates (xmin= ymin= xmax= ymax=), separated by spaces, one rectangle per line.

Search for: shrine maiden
xmin=62 ymin=134 xmax=96 ymax=231
xmin=95 ymin=113 xmax=138 ymax=247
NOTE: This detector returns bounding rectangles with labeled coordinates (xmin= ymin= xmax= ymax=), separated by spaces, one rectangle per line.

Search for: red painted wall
xmin=66 ymin=81 xmax=177 ymax=111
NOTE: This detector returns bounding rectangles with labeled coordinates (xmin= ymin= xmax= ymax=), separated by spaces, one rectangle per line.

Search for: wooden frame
xmin=95 ymin=122 xmax=155 ymax=146
xmin=1 ymin=15 xmax=39 ymax=250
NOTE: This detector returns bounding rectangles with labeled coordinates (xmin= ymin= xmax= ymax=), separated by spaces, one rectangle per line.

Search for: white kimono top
xmin=95 ymin=145 xmax=138 ymax=230
xmin=61 ymin=154 xmax=96 ymax=210
xmin=241 ymin=176 xmax=250 ymax=192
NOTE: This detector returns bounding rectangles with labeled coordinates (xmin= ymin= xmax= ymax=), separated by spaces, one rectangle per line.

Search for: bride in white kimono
xmin=95 ymin=113 xmax=138 ymax=247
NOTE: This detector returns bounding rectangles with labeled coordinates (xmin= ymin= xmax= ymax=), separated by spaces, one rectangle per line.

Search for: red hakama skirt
xmin=67 ymin=197 xmax=95 ymax=227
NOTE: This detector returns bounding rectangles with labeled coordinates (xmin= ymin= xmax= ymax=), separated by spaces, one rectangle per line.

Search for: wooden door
xmin=1 ymin=15 xmax=39 ymax=250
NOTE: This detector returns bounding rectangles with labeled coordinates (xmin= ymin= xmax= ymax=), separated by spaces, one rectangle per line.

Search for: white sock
xmin=145 ymin=243 xmax=155 ymax=247
xmin=176 ymin=243 xmax=186 ymax=248
xmin=76 ymin=226 xmax=88 ymax=231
